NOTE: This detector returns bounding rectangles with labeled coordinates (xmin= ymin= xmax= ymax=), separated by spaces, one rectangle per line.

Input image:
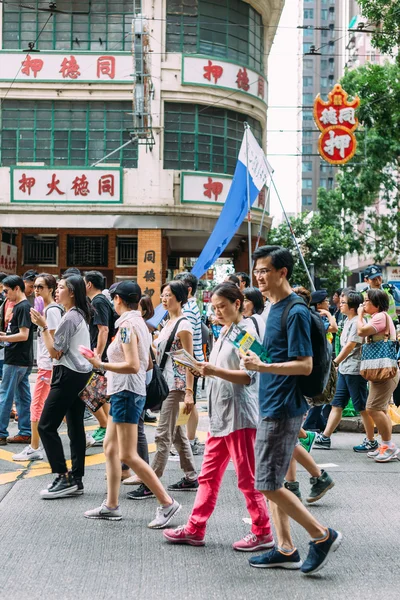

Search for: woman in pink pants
xmin=164 ymin=282 xmax=273 ymax=552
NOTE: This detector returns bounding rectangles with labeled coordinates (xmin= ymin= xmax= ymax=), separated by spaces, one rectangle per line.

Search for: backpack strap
xmin=281 ymin=297 xmax=307 ymax=335
xmin=159 ymin=317 xmax=188 ymax=372
xmin=249 ymin=316 xmax=260 ymax=337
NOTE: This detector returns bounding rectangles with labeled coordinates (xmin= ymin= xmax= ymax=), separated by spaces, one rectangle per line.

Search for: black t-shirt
xmin=89 ymin=294 xmax=115 ymax=359
xmin=4 ymin=299 xmax=33 ymax=366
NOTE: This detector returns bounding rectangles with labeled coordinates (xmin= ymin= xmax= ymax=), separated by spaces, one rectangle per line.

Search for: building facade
xmin=0 ymin=0 xmax=284 ymax=300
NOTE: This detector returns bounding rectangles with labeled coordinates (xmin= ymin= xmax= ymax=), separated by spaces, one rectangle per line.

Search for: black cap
xmin=364 ymin=265 xmax=382 ymax=280
xmin=310 ymin=289 xmax=328 ymax=306
xmin=109 ymin=281 xmax=141 ymax=303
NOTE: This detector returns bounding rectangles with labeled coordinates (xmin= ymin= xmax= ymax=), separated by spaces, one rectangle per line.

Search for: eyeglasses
xmin=160 ymin=294 xmax=173 ymax=300
xmin=253 ymin=268 xmax=273 ymax=276
xmin=33 ymin=284 xmax=47 ymax=290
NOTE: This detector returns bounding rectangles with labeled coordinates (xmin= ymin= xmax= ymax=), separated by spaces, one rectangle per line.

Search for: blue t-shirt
xmin=259 ymin=293 xmax=312 ymax=419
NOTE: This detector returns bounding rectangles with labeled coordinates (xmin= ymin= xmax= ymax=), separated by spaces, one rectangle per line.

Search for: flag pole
xmin=254 ymin=185 xmax=271 ymax=251
xmin=244 ymin=122 xmax=252 ymax=276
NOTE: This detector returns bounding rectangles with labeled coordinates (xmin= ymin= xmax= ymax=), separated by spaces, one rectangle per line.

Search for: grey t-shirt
xmin=338 ymin=316 xmax=364 ymax=375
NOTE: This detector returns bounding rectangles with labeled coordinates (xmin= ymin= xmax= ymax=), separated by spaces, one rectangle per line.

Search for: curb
xmin=339 ymin=417 xmax=400 ymax=434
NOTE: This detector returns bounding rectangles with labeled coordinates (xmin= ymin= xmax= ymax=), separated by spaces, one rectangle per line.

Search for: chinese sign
xmin=11 ymin=167 xmax=122 ymax=203
xmin=181 ymin=172 xmax=266 ymax=210
xmin=137 ymin=231 xmax=162 ymax=307
xmin=0 ymin=242 xmax=17 ymax=275
xmin=0 ymin=52 xmax=132 ymax=83
xmin=314 ymin=83 xmax=360 ymax=165
xmin=182 ymin=56 xmax=267 ymax=103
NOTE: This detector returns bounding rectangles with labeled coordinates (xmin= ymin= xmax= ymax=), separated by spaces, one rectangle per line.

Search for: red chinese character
xmin=257 ymin=76 xmax=265 ymax=99
xmin=236 ymin=67 xmax=250 ymax=92
xmin=46 ymin=174 xmax=65 ymax=196
xmin=203 ymin=60 xmax=223 ymax=85
xmin=97 ymin=56 xmax=116 ymax=80
xmin=21 ymin=55 xmax=44 ymax=79
xmin=18 ymin=173 xmax=36 ymax=195
xmin=60 ymin=56 xmax=81 ymax=79
xmin=71 ymin=174 xmax=90 ymax=196
xmin=98 ymin=174 xmax=115 ymax=197
xmin=203 ymin=177 xmax=223 ymax=202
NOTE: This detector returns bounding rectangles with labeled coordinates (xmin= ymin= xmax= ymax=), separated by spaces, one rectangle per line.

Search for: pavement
xmin=1 ymin=384 xmax=400 ymax=600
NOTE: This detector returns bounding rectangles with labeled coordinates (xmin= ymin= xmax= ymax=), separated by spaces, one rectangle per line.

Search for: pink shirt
xmin=370 ymin=312 xmax=396 ymax=340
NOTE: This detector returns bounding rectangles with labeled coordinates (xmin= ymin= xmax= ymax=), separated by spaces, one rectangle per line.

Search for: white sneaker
xmin=147 ymin=499 xmax=181 ymax=529
xmin=86 ymin=433 xmax=96 ymax=448
xmin=12 ymin=445 xmax=43 ymax=461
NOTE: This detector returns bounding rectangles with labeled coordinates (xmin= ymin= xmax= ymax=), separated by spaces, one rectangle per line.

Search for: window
xmin=303 ymin=43 xmax=313 ymax=53
xmin=67 ymin=235 xmax=108 ymax=266
xmin=303 ymin=110 xmax=313 ymax=120
xmin=166 ymin=0 xmax=264 ymax=72
xmin=302 ymin=145 xmax=312 ymax=155
xmin=23 ymin=235 xmax=58 ymax=265
xmin=303 ymin=59 xmax=314 ymax=70
xmin=303 ymin=93 xmax=314 ymax=105
xmin=0 ymin=100 xmax=138 ymax=167
xmin=302 ymin=178 xmax=313 ymax=189
xmin=116 ymin=236 xmax=138 ymax=266
xmin=303 ymin=130 xmax=313 ymax=139
xmin=321 ymin=59 xmax=328 ymax=71
xmin=304 ymin=9 xmax=314 ymax=19
xmin=304 ymin=28 xmax=314 ymax=37
xmin=320 ymin=77 xmax=328 ymax=88
xmin=163 ymin=103 xmax=262 ymax=175
xmin=321 ymin=9 xmax=328 ymax=20
xmin=320 ymin=178 xmax=327 ymax=189
xmin=320 ymin=162 xmax=333 ymax=173
xmin=303 ymin=76 xmax=313 ymax=87
xmin=302 ymin=195 xmax=313 ymax=206
xmin=3 ymin=0 xmax=136 ymax=51
xmin=302 ymin=161 xmax=312 ymax=172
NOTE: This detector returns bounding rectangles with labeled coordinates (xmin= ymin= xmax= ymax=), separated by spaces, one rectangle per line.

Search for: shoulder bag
xmin=79 ymin=371 xmax=108 ymax=413
xmin=360 ymin=313 xmax=398 ymax=382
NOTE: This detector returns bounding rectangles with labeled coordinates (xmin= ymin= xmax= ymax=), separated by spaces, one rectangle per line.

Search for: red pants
xmin=186 ymin=428 xmax=271 ymax=538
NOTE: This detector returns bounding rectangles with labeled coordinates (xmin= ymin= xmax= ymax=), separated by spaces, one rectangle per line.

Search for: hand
xmin=317 ymin=308 xmax=331 ymax=318
xmin=82 ymin=350 xmax=102 ymax=370
xmin=183 ymin=392 xmax=194 ymax=415
xmin=193 ymin=361 xmax=215 ymax=378
xmin=357 ymin=305 xmax=365 ymax=317
xmin=243 ymin=350 xmax=263 ymax=371
xmin=30 ymin=308 xmax=47 ymax=329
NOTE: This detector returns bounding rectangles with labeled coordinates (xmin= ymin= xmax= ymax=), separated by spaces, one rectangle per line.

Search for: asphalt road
xmin=1 ymin=400 xmax=400 ymax=600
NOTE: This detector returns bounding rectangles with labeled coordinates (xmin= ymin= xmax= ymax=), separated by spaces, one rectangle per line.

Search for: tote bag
xmin=360 ymin=313 xmax=398 ymax=382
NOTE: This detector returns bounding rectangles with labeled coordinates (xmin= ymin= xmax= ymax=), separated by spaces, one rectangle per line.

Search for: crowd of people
xmin=0 ymin=251 xmax=399 ymax=576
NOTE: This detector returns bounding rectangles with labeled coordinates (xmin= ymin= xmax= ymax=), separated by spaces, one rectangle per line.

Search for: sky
xmin=267 ymin=0 xmax=300 ymax=222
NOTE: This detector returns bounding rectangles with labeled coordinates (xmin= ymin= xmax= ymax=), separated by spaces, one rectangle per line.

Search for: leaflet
xmin=226 ymin=324 xmax=271 ymax=363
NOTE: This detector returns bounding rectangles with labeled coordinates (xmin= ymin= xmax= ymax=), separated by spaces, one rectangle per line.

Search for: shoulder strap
xmin=159 ymin=317 xmax=187 ymax=372
xmin=249 ymin=316 xmax=260 ymax=337
xmin=281 ymin=297 xmax=307 ymax=335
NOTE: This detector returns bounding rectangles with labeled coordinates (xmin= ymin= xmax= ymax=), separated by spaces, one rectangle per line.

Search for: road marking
xmin=317 ymin=463 xmax=339 ymax=468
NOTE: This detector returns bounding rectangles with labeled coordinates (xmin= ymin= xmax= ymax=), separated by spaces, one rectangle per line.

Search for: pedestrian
xmin=357 ymin=288 xmax=400 ymax=462
xmin=242 ymin=286 xmax=266 ymax=341
xmin=361 ymin=265 xmax=400 ymax=325
xmin=243 ymin=245 xmax=342 ymax=575
xmin=224 ymin=274 xmax=240 ymax=287
xmin=0 ymin=272 xmax=7 ymax=381
xmin=310 ymin=289 xmax=338 ymax=337
xmin=129 ymin=281 xmax=198 ymax=499
xmin=30 ymin=275 xmax=93 ymax=498
xmin=12 ymin=274 xmax=63 ymax=462
xmin=174 ymin=272 xmax=205 ymax=455
xmin=83 ymin=281 xmax=181 ymax=527
xmin=283 ymin=443 xmax=334 ymax=504
xmin=235 ymin=272 xmax=250 ymax=291
xmin=163 ymin=282 xmax=273 ymax=551
xmin=314 ymin=289 xmax=376 ymax=453
xmin=0 ymin=275 xmax=34 ymax=445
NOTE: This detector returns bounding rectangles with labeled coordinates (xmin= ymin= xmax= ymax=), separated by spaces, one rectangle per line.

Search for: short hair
xmin=342 ymin=286 xmax=355 ymax=295
xmin=226 ymin=274 xmax=240 ymax=286
xmin=3 ymin=275 xmax=25 ymax=292
xmin=0 ymin=272 xmax=7 ymax=283
xmin=84 ymin=270 xmax=105 ymax=291
xmin=212 ymin=282 xmax=244 ymax=311
xmin=140 ymin=295 xmax=155 ymax=321
xmin=62 ymin=267 xmax=81 ymax=277
xmin=344 ymin=290 xmax=363 ymax=312
xmin=161 ymin=281 xmax=188 ymax=306
xmin=367 ymin=288 xmax=389 ymax=312
xmin=243 ymin=286 xmax=264 ymax=314
xmin=22 ymin=269 xmax=38 ymax=282
xmin=293 ymin=286 xmax=311 ymax=307
xmin=334 ymin=288 xmax=343 ymax=297
xmin=252 ymin=245 xmax=294 ymax=280
xmin=37 ymin=273 xmax=57 ymax=299
xmin=174 ymin=271 xmax=198 ymax=295
xmin=236 ymin=272 xmax=250 ymax=288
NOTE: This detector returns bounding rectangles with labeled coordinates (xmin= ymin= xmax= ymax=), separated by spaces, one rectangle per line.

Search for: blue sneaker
xmin=301 ymin=528 xmax=342 ymax=574
xmin=249 ymin=547 xmax=302 ymax=569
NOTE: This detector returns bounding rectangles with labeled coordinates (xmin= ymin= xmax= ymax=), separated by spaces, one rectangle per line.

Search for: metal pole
xmin=91 ymin=136 xmax=137 ymax=167
xmin=244 ymin=123 xmax=252 ymax=276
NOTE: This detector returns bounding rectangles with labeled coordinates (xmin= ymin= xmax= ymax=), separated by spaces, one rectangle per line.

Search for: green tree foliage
xmin=356 ymin=1 xmax=400 ymax=57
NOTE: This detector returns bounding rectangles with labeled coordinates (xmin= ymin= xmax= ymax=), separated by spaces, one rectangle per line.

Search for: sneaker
xmin=313 ymin=433 xmax=331 ymax=450
xmin=163 ymin=525 xmax=205 ymax=546
xmin=190 ymin=438 xmax=205 ymax=456
xmin=374 ymin=445 xmax=399 ymax=463
xmin=301 ymin=528 xmax=342 ymax=574
xmin=353 ymin=438 xmax=379 ymax=453
xmin=85 ymin=433 xmax=96 ymax=448
xmin=170 ymin=445 xmax=178 ymax=456
xmin=144 ymin=410 xmax=157 ymax=424
xmin=66 ymin=477 xmax=84 ymax=496
xmin=299 ymin=431 xmax=316 ymax=454
xmin=148 ymin=499 xmax=182 ymax=529
xmin=249 ymin=547 xmax=302 ymax=569
xmin=85 ymin=500 xmax=122 ymax=521
xmin=40 ymin=473 xmax=78 ymax=499
xmin=306 ymin=470 xmax=334 ymax=503
xmin=284 ymin=480 xmax=302 ymax=500
xmin=7 ymin=435 xmax=31 ymax=444
xmin=83 ymin=408 xmax=94 ymax=421
xmin=122 ymin=474 xmax=142 ymax=485
xmin=127 ymin=483 xmax=155 ymax=500
xmin=0 ymin=437 xmax=7 ymax=446
xmin=12 ymin=445 xmax=43 ymax=462
xmin=233 ymin=532 xmax=275 ymax=552
xmin=167 ymin=477 xmax=199 ymax=492
xmin=92 ymin=427 xmax=106 ymax=446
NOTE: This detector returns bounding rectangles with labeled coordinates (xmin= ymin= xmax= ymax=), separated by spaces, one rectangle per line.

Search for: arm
xmin=0 ymin=327 xmax=29 ymax=343
xmin=318 ymin=309 xmax=338 ymax=334
xmin=334 ymin=341 xmax=357 ymax=365
xmin=243 ymin=352 xmax=313 ymax=376
xmin=95 ymin=325 xmax=109 ymax=358
xmin=178 ymin=328 xmax=194 ymax=415
xmin=195 ymin=361 xmax=251 ymax=385
xmin=357 ymin=305 xmax=376 ymax=337
xmin=85 ymin=329 xmax=140 ymax=374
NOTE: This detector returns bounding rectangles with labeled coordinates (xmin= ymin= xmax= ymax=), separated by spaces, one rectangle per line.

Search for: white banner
xmin=0 ymin=242 xmax=17 ymax=275
xmin=181 ymin=172 xmax=266 ymax=211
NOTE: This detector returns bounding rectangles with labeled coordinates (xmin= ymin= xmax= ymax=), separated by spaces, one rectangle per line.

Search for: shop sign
xmin=181 ymin=172 xmax=266 ymax=211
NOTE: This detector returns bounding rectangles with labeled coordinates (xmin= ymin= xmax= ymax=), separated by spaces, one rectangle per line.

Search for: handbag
xmin=79 ymin=371 xmax=108 ymax=413
xmin=145 ymin=317 xmax=187 ymax=412
xmin=360 ymin=313 xmax=398 ymax=382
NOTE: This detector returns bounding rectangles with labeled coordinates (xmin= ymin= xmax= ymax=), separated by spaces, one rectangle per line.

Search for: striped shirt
xmin=183 ymin=298 xmax=205 ymax=361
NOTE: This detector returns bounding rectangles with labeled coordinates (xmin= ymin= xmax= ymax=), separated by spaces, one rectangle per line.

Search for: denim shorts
xmin=331 ymin=372 xmax=368 ymax=412
xmin=255 ymin=414 xmax=303 ymax=492
xmin=109 ymin=391 xmax=146 ymax=424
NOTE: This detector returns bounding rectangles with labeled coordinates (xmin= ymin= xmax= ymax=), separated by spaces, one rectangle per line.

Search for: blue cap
xmin=364 ymin=265 xmax=382 ymax=280
xmin=310 ymin=289 xmax=328 ymax=305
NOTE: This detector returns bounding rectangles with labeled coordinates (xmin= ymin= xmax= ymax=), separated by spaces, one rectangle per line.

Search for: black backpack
xmin=281 ymin=298 xmax=332 ymax=401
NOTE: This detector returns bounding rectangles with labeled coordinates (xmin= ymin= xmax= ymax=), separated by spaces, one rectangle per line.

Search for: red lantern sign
xmin=314 ymin=83 xmax=360 ymax=165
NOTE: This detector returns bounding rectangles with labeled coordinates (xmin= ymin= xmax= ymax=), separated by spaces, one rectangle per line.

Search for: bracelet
xmin=185 ymin=388 xmax=194 ymax=393
xmin=42 ymin=326 xmax=48 ymax=333
xmin=100 ymin=362 xmax=105 ymax=370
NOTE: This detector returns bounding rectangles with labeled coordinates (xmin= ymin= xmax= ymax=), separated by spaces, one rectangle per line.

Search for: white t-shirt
xmin=37 ymin=304 xmax=63 ymax=371
xmin=246 ymin=314 xmax=266 ymax=343
xmin=261 ymin=301 xmax=271 ymax=324
xmin=154 ymin=317 xmax=193 ymax=391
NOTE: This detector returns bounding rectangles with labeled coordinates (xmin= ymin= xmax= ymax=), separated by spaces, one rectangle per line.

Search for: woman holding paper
xmin=163 ymin=282 xmax=273 ymax=551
